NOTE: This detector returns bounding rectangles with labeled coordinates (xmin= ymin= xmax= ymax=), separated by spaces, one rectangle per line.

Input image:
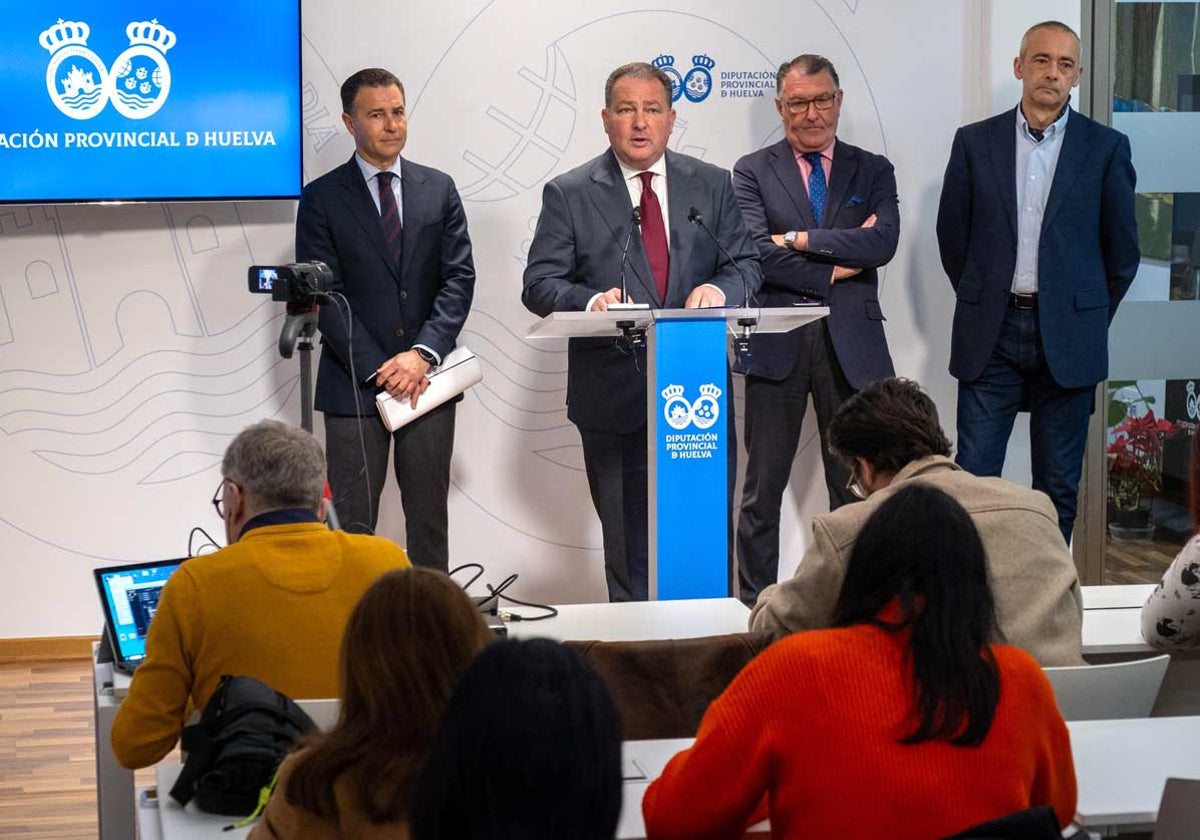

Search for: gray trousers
xmin=323 ymin=403 xmax=455 ymax=571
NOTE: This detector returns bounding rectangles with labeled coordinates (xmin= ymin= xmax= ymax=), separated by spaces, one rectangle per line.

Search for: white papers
xmin=375 ymin=345 xmax=482 ymax=431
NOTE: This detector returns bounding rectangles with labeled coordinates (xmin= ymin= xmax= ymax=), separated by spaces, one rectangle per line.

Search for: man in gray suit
xmin=522 ymin=61 xmax=761 ymax=602
xmin=750 ymin=377 xmax=1085 ymax=666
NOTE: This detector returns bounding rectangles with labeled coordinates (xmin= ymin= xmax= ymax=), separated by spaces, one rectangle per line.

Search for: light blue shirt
xmin=354 ymin=153 xmax=403 ymax=223
xmin=352 ymin=153 xmax=440 ymax=365
xmin=1013 ymin=105 xmax=1070 ymax=293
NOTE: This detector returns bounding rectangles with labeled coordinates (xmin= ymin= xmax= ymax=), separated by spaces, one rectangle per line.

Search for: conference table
xmin=140 ymin=716 xmax=1200 ymax=839
xmin=114 ymin=593 xmax=1199 ymax=840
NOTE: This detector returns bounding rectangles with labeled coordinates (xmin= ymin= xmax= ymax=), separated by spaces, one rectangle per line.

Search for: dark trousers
xmin=580 ymin=427 xmax=649 ymax=602
xmin=737 ymin=320 xmax=856 ymax=605
xmin=580 ymin=405 xmax=737 ymax=604
xmin=956 ymin=306 xmax=1092 ymax=544
xmin=323 ymin=403 xmax=455 ymax=570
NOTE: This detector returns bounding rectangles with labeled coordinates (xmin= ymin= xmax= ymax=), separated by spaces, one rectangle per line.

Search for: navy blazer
xmin=936 ymin=108 xmax=1139 ymax=388
xmin=522 ymin=149 xmax=762 ymax=434
xmin=296 ymin=155 xmax=476 ymax=415
xmin=731 ymin=139 xmax=898 ymax=388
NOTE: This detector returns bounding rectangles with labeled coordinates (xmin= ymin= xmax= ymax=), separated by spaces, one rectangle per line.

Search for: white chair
xmin=297 ymin=697 xmax=340 ymax=731
xmin=1043 ymin=655 xmax=1170 ymax=720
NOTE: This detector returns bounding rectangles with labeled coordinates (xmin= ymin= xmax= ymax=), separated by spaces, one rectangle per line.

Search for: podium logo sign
xmin=40 ymin=17 xmax=176 ymax=120
xmin=661 ymin=383 xmax=721 ymax=430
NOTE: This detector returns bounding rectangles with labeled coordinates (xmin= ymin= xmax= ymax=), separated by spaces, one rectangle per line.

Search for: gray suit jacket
xmin=522 ymin=149 xmax=761 ymax=433
xmin=749 ymin=455 xmax=1085 ymax=666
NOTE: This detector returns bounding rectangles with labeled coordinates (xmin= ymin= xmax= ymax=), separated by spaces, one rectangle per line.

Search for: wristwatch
xmin=782 ymin=230 xmax=799 ymax=249
xmin=414 ymin=346 xmax=437 ymax=365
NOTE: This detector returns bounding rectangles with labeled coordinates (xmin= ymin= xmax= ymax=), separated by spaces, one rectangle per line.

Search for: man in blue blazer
xmin=937 ymin=21 xmax=1139 ymax=543
xmin=733 ymin=55 xmax=898 ymax=604
xmin=522 ymin=61 xmax=761 ymax=602
xmin=296 ymin=68 xmax=476 ymax=569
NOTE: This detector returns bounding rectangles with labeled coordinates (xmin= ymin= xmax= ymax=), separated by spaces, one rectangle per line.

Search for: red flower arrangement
xmin=1107 ymin=409 xmax=1183 ymax=512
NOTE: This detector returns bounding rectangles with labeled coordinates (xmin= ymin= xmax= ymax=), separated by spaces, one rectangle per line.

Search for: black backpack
xmin=169 ymin=674 xmax=318 ymax=816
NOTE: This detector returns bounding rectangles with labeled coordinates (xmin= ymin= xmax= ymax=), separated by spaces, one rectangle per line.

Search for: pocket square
xmin=845 ymin=195 xmax=866 ymax=207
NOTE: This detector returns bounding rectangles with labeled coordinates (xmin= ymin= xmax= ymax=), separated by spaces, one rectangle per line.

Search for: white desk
xmin=615 ymin=717 xmax=1200 ymax=837
xmin=505 ymin=597 xmax=751 ymax=642
xmin=1082 ymin=584 xmax=1155 ymax=611
xmin=93 ymin=647 xmax=135 ymax=840
xmin=141 ymin=763 xmax=250 ymax=840
xmin=1081 ymin=608 xmax=1154 ymax=656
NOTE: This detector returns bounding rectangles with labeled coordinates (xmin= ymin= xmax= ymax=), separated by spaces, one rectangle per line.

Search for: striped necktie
xmin=376 ymin=171 xmax=402 ymax=269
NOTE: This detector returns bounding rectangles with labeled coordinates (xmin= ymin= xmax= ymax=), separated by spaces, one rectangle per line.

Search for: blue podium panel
xmin=649 ymin=317 xmax=728 ymax=600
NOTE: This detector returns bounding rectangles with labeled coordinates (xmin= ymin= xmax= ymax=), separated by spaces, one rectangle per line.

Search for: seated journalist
xmin=111 ymin=419 xmax=410 ymax=769
xmin=645 ymin=484 xmax=1076 ymax=839
xmin=750 ymin=377 xmax=1085 ymax=666
xmin=249 ymin=567 xmax=490 ymax=839
xmin=411 ymin=638 xmax=623 ymax=840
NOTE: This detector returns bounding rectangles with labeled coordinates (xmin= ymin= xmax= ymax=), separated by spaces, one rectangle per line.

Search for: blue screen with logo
xmin=0 ymin=3 xmax=301 ymax=202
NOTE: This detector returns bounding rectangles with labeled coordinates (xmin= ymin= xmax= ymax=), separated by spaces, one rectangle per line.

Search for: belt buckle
xmin=1011 ymin=293 xmax=1036 ymax=311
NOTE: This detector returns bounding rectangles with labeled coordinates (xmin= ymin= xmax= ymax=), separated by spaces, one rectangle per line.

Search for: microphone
xmin=610 ymin=206 xmax=650 ymax=311
xmin=687 ymin=206 xmax=757 ymax=365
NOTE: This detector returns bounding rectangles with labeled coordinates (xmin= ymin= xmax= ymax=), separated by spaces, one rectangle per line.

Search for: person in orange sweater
xmin=249 ymin=567 xmax=491 ymax=839
xmin=643 ymin=483 xmax=1077 ymax=840
xmin=111 ymin=420 xmax=410 ymax=769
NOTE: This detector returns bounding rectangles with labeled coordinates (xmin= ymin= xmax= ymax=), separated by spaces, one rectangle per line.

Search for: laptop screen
xmin=94 ymin=559 xmax=185 ymax=668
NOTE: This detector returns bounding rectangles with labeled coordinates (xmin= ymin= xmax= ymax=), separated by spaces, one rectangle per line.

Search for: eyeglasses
xmin=212 ymin=479 xmax=235 ymax=519
xmin=845 ymin=469 xmax=867 ymax=501
xmin=782 ymin=92 xmax=839 ymax=115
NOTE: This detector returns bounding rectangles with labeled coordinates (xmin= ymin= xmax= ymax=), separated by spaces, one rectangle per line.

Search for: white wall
xmin=0 ymin=0 xmax=1083 ymax=638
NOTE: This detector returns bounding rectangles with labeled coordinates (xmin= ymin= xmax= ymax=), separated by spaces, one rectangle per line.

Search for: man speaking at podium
xmin=522 ymin=61 xmax=761 ymax=603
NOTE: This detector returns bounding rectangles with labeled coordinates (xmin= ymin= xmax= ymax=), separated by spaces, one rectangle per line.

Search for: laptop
xmin=94 ymin=558 xmax=186 ymax=672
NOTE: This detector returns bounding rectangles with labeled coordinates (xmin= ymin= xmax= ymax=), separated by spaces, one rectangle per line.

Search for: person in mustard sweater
xmin=643 ymin=484 xmax=1077 ymax=840
xmin=248 ymin=567 xmax=491 ymax=840
xmin=111 ymin=419 xmax=410 ymax=770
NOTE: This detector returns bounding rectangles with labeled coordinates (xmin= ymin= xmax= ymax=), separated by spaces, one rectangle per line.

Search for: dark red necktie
xmin=376 ymin=171 xmax=402 ymax=269
xmin=637 ymin=171 xmax=669 ymax=301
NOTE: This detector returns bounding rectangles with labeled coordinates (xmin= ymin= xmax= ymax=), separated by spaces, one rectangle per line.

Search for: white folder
xmin=375 ymin=346 xmax=482 ymax=431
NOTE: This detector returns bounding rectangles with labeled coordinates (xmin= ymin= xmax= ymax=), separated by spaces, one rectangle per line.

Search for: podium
xmin=527 ymin=306 xmax=829 ymax=600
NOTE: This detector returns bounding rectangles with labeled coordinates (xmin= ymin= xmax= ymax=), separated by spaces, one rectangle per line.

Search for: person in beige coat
xmin=750 ymin=378 xmax=1085 ymax=666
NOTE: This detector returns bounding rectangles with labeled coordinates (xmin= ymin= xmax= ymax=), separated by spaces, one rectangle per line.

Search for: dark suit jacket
xmin=522 ymin=149 xmax=762 ymax=433
xmin=936 ymin=107 xmax=1139 ymax=388
xmin=731 ymin=139 xmax=898 ymax=389
xmin=296 ymin=155 xmax=475 ymax=415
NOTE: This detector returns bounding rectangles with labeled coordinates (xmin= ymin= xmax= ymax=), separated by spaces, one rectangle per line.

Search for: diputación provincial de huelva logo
xmin=652 ymin=54 xmax=716 ymax=104
xmin=40 ymin=17 xmax=176 ymax=121
xmin=651 ymin=52 xmax=773 ymax=103
xmin=662 ymin=383 xmax=722 ymax=430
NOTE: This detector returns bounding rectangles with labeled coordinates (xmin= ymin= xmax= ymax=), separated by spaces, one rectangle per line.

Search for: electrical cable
xmin=187 ymin=526 xmax=222 ymax=557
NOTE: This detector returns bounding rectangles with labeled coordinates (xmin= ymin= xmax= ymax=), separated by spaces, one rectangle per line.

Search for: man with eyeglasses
xmin=111 ymin=420 xmax=409 ymax=769
xmin=731 ymin=54 xmax=899 ymax=606
xmin=750 ymin=378 xmax=1085 ymax=667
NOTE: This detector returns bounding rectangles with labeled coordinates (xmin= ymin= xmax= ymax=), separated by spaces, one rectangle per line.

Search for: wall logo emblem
xmin=1187 ymin=381 xmax=1199 ymax=422
xmin=652 ymin=53 xmax=716 ymax=104
xmin=652 ymin=54 xmax=683 ymax=103
xmin=39 ymin=18 xmax=176 ymax=120
xmin=683 ymin=54 xmax=715 ymax=103
xmin=662 ymin=383 xmax=722 ymax=430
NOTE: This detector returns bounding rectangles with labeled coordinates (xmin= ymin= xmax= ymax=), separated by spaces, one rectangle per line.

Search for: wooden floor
xmin=0 ymin=658 xmax=153 ymax=840
xmin=1104 ymin=536 xmax=1181 ymax=584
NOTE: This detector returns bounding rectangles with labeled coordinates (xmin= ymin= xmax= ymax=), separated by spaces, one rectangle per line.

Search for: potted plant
xmin=1106 ymin=383 xmax=1184 ymax=541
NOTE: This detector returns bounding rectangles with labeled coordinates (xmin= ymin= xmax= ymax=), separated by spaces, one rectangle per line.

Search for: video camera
xmin=247 ymin=262 xmax=332 ymax=304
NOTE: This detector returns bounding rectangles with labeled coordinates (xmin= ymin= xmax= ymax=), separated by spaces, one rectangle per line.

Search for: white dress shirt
xmin=1013 ymin=105 xmax=1070 ymax=294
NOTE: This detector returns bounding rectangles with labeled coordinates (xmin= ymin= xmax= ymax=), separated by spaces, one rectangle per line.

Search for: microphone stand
xmin=687 ymin=207 xmax=757 ymax=366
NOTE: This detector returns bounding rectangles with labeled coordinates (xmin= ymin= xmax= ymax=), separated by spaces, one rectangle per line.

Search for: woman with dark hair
xmin=1142 ymin=428 xmax=1200 ymax=648
xmin=248 ymin=567 xmax=491 ymax=840
xmin=643 ymin=484 xmax=1076 ymax=839
xmin=410 ymin=637 xmax=623 ymax=840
